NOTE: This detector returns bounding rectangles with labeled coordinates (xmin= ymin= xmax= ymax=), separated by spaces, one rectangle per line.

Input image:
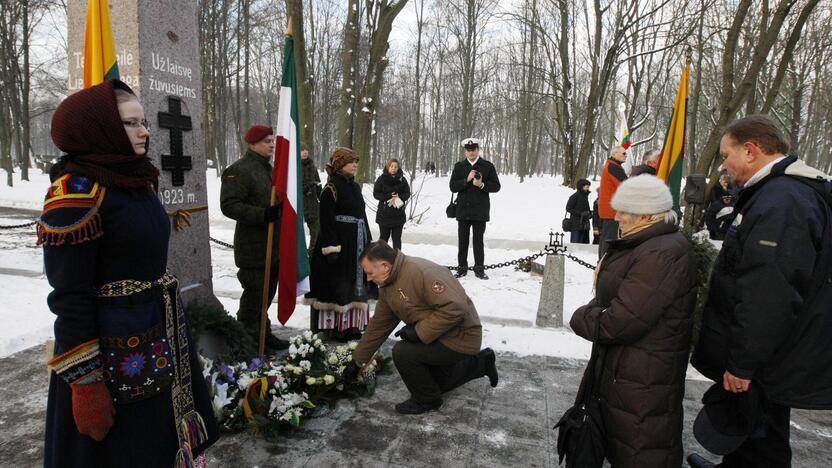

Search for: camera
xmin=474 ymin=171 xmax=482 ymax=180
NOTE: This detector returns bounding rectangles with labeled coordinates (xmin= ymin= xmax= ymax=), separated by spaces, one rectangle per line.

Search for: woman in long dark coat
xmin=373 ymin=158 xmax=410 ymax=250
xmin=306 ymin=147 xmax=372 ymax=339
xmin=40 ymin=79 xmax=218 ymax=467
xmin=565 ymin=178 xmax=591 ymax=243
xmin=569 ymin=175 xmax=697 ymax=468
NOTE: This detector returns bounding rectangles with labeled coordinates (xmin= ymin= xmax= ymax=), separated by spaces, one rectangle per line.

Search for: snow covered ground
xmin=0 ymin=168 xmax=601 ymax=362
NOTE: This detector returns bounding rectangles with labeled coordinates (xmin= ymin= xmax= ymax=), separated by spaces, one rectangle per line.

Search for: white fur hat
xmin=611 ymin=175 xmax=673 ymax=215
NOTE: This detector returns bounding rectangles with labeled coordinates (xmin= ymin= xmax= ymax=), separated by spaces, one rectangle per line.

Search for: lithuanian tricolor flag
xmin=656 ymin=61 xmax=690 ymax=211
xmin=620 ymin=127 xmax=632 ymax=150
xmin=273 ymin=32 xmax=311 ymax=325
xmin=83 ymin=0 xmax=119 ymax=88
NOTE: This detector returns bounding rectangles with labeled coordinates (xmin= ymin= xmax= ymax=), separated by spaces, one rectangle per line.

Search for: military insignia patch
xmin=431 ymin=281 xmax=446 ymax=294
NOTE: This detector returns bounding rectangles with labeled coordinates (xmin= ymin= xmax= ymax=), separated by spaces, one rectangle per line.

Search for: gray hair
xmin=642 ymin=150 xmax=661 ymax=165
xmin=618 ymin=210 xmax=678 ymax=226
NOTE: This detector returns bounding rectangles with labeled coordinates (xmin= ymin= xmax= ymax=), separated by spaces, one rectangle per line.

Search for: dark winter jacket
xmin=592 ymin=198 xmax=600 ymax=232
xmin=565 ymin=179 xmax=592 ymax=231
xmin=373 ymin=171 xmax=411 ymax=228
xmin=631 ymin=164 xmax=657 ymax=176
xmin=692 ymin=156 xmax=832 ymax=409
xmin=449 ymin=157 xmax=501 ymax=222
xmin=570 ymin=222 xmax=697 ymax=468
xmin=220 ymin=150 xmax=281 ymax=268
xmin=301 ymin=157 xmax=321 ymax=220
xmin=703 ymin=191 xmax=736 ymax=241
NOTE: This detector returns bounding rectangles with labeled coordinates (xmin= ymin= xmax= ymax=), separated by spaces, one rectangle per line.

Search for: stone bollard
xmin=536 ymin=254 xmax=565 ymax=328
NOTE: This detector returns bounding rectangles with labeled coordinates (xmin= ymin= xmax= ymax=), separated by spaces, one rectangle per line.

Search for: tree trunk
xmin=288 ymin=0 xmax=314 ymax=151
xmin=337 ymin=0 xmax=360 ymax=148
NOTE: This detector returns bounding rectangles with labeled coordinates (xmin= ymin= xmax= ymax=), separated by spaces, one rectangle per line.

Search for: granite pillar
xmin=536 ymin=254 xmax=564 ymax=328
xmin=67 ymin=0 xmax=220 ymax=308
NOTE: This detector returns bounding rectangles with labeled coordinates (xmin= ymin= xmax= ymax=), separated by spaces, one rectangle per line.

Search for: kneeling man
xmin=346 ymin=241 xmax=498 ymax=414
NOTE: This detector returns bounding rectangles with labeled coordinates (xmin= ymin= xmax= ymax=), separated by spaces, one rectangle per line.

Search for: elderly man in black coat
xmin=449 ymin=138 xmax=501 ymax=279
xmin=689 ymin=115 xmax=832 ymax=468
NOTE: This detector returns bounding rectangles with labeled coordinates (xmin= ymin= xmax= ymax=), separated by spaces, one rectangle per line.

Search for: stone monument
xmin=536 ymin=255 xmax=565 ymax=328
xmin=67 ymin=0 xmax=220 ymax=308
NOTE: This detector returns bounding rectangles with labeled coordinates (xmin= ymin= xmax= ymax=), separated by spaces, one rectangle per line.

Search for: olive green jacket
xmin=301 ymin=157 xmax=321 ymax=219
xmin=220 ymin=150 xmax=280 ymax=268
xmin=353 ymin=253 xmax=483 ymax=365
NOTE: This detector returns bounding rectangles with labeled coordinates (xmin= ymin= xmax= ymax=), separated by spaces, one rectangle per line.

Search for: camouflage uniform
xmin=220 ymin=149 xmax=281 ymax=338
xmin=302 ymin=156 xmax=321 ymax=253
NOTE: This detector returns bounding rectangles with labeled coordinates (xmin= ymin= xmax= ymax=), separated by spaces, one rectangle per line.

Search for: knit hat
xmin=244 ymin=125 xmax=273 ymax=144
xmin=576 ymin=178 xmax=591 ymax=190
xmin=611 ymin=175 xmax=673 ymax=215
xmin=325 ymin=146 xmax=358 ymax=176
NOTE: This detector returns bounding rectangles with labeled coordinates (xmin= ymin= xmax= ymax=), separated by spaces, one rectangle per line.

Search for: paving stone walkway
xmin=1 ymin=338 xmax=830 ymax=467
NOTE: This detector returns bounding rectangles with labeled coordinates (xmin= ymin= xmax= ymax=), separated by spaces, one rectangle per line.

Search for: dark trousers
xmin=392 ymin=340 xmax=485 ymax=404
xmin=598 ymin=219 xmax=619 ymax=259
xmin=379 ymin=225 xmax=403 ymax=250
xmin=570 ymin=229 xmax=589 ymax=244
xmin=720 ymin=401 xmax=791 ymax=468
xmin=237 ymin=267 xmax=278 ymax=336
xmin=457 ymin=220 xmax=486 ymax=272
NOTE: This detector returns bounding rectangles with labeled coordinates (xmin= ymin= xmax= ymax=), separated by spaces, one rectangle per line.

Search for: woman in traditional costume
xmin=306 ymin=147 xmax=373 ymax=340
xmin=40 ymin=79 xmax=218 ymax=468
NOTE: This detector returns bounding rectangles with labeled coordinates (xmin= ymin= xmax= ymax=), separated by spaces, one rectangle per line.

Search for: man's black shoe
xmin=480 ymin=348 xmax=499 ymax=387
xmin=454 ymin=269 xmax=467 ymax=278
xmin=394 ymin=398 xmax=442 ymax=415
xmin=474 ymin=271 xmax=489 ymax=280
xmin=687 ymin=453 xmax=716 ymax=468
xmin=264 ymin=333 xmax=290 ymax=350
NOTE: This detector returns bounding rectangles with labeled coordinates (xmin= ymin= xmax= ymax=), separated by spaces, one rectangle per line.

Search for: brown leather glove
xmin=71 ymin=381 xmax=116 ymax=441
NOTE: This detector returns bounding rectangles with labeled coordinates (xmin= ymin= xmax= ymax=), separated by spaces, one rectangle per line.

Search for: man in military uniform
xmin=345 ymin=241 xmax=499 ymax=414
xmin=220 ymin=125 xmax=288 ymax=350
xmin=300 ymin=147 xmax=321 ymax=254
xmin=449 ymin=137 xmax=501 ymax=279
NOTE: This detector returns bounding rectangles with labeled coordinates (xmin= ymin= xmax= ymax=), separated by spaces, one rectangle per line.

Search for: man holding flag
xmin=220 ymin=125 xmax=290 ymax=351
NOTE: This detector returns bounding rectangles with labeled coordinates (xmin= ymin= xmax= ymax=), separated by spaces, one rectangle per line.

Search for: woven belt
xmin=97 ymin=273 xmax=207 ymax=467
xmin=97 ymin=274 xmax=178 ymax=297
xmin=334 ymin=215 xmax=367 ymax=296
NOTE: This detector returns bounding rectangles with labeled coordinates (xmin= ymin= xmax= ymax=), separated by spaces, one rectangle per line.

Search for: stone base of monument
xmin=536 ymin=255 xmax=565 ymax=328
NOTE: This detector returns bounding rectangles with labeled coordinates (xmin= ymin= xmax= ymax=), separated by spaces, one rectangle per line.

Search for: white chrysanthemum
xmin=303 ymin=330 xmax=313 ymax=340
xmin=299 ymin=360 xmax=312 ymax=371
xmin=327 ymin=354 xmax=338 ymax=365
xmin=323 ymin=375 xmax=335 ymax=385
xmin=237 ymin=374 xmax=253 ymax=391
xmin=305 ymin=376 xmax=316 ymax=385
xmin=288 ymin=344 xmax=298 ymax=355
xmin=269 ymin=396 xmax=285 ymax=415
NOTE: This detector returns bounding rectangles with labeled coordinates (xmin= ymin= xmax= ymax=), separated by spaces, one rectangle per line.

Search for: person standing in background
xmin=373 ymin=158 xmax=410 ymax=250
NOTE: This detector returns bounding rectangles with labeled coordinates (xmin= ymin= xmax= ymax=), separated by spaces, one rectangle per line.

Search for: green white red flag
xmin=273 ymin=34 xmax=310 ymax=325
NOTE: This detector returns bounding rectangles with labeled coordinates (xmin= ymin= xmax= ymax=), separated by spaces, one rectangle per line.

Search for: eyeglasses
xmin=122 ymin=119 xmax=150 ymax=130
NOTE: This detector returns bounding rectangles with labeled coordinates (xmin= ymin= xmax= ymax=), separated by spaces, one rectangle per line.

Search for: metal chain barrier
xmin=445 ymin=231 xmax=598 ymax=272
xmin=209 ymin=236 xmax=234 ymax=249
xmin=0 ymin=220 xmax=37 ymax=229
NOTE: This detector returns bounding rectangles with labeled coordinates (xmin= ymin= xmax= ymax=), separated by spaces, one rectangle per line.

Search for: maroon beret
xmin=244 ymin=125 xmax=273 ymax=144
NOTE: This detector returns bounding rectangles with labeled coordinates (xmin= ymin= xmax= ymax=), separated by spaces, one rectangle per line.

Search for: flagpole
xmin=258 ymin=18 xmax=293 ymax=356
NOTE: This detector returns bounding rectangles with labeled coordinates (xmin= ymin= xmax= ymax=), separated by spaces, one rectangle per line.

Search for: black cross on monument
xmin=157 ymin=96 xmax=193 ymax=187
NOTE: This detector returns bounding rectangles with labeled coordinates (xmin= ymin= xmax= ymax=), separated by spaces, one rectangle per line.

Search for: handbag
xmin=446 ymin=193 xmax=457 ymax=218
xmin=554 ymin=318 xmax=607 ymax=467
xmin=561 ymin=214 xmax=573 ymax=232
